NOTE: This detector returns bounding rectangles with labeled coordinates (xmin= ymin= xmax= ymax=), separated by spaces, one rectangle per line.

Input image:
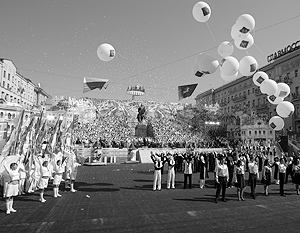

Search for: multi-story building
xmin=0 ymin=58 xmax=51 ymax=141
xmin=195 ymin=40 xmax=300 ymax=143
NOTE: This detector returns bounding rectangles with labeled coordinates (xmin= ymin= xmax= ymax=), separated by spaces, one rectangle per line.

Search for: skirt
xmin=6 ymin=183 xmax=19 ymax=197
xmin=38 ymin=178 xmax=49 ymax=189
xmin=236 ymin=174 xmax=246 ymax=189
xmin=264 ymin=172 xmax=272 ymax=185
xmin=294 ymin=173 xmax=300 ymax=185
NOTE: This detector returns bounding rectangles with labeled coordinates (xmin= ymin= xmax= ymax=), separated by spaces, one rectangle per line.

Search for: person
xmin=53 ymin=159 xmax=66 ymax=197
xmin=151 ymin=152 xmax=163 ymax=191
xmin=4 ymin=161 xmax=20 ymax=214
xmin=18 ymin=155 xmax=27 ymax=195
xmin=248 ymin=156 xmax=259 ymax=199
xmin=279 ymin=157 xmax=287 ymax=197
xmin=65 ymin=148 xmax=81 ymax=192
xmin=183 ymin=155 xmax=193 ymax=189
xmin=215 ymin=155 xmax=228 ymax=203
xmin=226 ymin=155 xmax=235 ymax=188
xmin=166 ymin=153 xmax=175 ymax=189
xmin=199 ymin=154 xmax=206 ymax=189
xmin=262 ymin=159 xmax=272 ymax=196
xmin=285 ymin=157 xmax=294 ymax=184
xmin=273 ymin=157 xmax=280 ymax=185
xmin=293 ymin=158 xmax=300 ymax=195
xmin=235 ymin=159 xmax=246 ymax=201
xmin=37 ymin=159 xmax=50 ymax=202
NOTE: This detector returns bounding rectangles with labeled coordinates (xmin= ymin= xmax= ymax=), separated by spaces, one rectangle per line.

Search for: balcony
xmin=219 ymin=101 xmax=228 ymax=107
xmin=233 ymin=94 xmax=247 ymax=103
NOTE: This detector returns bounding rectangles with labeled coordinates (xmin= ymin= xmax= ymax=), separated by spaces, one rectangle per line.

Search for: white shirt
xmin=184 ymin=161 xmax=193 ymax=174
xmin=215 ymin=163 xmax=228 ymax=177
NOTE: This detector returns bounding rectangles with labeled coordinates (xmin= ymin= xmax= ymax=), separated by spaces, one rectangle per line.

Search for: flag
xmin=178 ymin=83 xmax=198 ymax=100
xmin=83 ymin=77 xmax=108 ymax=93
xmin=1 ymin=110 xmax=25 ymax=157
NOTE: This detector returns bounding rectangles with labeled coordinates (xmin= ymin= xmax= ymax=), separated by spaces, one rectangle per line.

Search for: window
xmin=249 ymin=131 xmax=251 ymax=135
xmin=253 ymin=99 xmax=255 ymax=107
xmin=3 ymin=71 xmax=6 ymax=78
xmin=8 ymin=74 xmax=10 ymax=81
xmin=252 ymin=88 xmax=255 ymax=93
xmin=2 ymin=81 xmax=5 ymax=88
xmin=296 ymin=69 xmax=298 ymax=78
xmin=248 ymin=90 xmax=250 ymax=95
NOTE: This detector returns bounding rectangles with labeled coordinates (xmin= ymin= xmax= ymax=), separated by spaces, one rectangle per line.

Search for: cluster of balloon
xmin=97 ymin=43 xmax=115 ymax=62
xmin=253 ymin=70 xmax=293 ymax=131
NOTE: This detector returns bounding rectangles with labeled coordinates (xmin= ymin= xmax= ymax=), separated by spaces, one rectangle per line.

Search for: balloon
xmin=231 ymin=24 xmax=248 ymax=40
xmin=260 ymin=79 xmax=278 ymax=96
xmin=276 ymin=101 xmax=295 ymax=118
xmin=218 ymin=41 xmax=234 ymax=57
xmin=234 ymin=33 xmax=254 ymax=50
xmin=97 ymin=43 xmax=115 ymax=62
xmin=235 ymin=14 xmax=255 ymax=34
xmin=269 ymin=116 xmax=284 ymax=131
xmin=198 ymin=53 xmax=219 ymax=75
xmin=192 ymin=2 xmax=211 ymax=23
xmin=220 ymin=71 xmax=238 ymax=82
xmin=253 ymin=71 xmax=269 ymax=86
xmin=220 ymin=56 xmax=239 ymax=76
xmin=274 ymin=83 xmax=290 ymax=98
xmin=239 ymin=56 xmax=258 ymax=76
xmin=267 ymin=95 xmax=284 ymax=105
xmin=192 ymin=63 xmax=204 ymax=78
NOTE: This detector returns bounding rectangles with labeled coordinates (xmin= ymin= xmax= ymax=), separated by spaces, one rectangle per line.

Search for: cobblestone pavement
xmin=1 ymin=163 xmax=300 ymax=233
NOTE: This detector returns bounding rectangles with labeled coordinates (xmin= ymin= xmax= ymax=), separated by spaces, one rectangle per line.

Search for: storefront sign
xmin=267 ymin=40 xmax=300 ymax=62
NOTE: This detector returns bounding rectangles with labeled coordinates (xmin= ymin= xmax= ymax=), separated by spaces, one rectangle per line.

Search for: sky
xmin=0 ymin=0 xmax=300 ymax=104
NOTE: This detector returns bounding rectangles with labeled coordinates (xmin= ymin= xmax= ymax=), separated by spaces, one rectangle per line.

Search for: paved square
xmin=1 ymin=163 xmax=300 ymax=233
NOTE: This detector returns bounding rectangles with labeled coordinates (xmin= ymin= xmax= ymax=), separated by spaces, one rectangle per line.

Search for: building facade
xmin=195 ymin=40 xmax=300 ymax=142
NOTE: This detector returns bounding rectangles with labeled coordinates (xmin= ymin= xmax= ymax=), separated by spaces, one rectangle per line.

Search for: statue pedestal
xmin=135 ymin=124 xmax=147 ymax=137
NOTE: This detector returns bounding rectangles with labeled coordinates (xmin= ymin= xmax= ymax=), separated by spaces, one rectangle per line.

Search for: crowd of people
xmin=149 ymin=149 xmax=300 ymax=203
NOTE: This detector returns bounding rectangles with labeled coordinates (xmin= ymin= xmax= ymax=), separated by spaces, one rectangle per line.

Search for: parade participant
xmin=199 ymin=154 xmax=206 ymax=189
xmin=65 ymin=148 xmax=81 ymax=193
xmin=235 ymin=159 xmax=246 ymax=201
xmin=215 ymin=155 xmax=228 ymax=203
xmin=293 ymin=158 xmax=300 ymax=195
xmin=279 ymin=157 xmax=287 ymax=197
xmin=262 ymin=159 xmax=272 ymax=196
xmin=150 ymin=152 xmax=163 ymax=191
xmin=248 ymin=156 xmax=259 ymax=199
xmin=4 ymin=159 xmax=20 ymax=214
xmin=18 ymin=155 xmax=27 ymax=195
xmin=226 ymin=154 xmax=235 ymax=188
xmin=166 ymin=153 xmax=175 ymax=189
xmin=183 ymin=153 xmax=193 ymax=189
xmin=285 ymin=157 xmax=294 ymax=184
xmin=37 ymin=159 xmax=50 ymax=202
xmin=53 ymin=159 xmax=66 ymax=197
xmin=273 ymin=157 xmax=280 ymax=185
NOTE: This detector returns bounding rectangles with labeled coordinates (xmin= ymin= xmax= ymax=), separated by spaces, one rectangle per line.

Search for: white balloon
xmin=97 ymin=43 xmax=115 ymax=62
xmin=192 ymin=63 xmax=204 ymax=78
xmin=269 ymin=116 xmax=284 ymax=131
xmin=253 ymin=71 xmax=269 ymax=86
xmin=274 ymin=83 xmax=290 ymax=98
xmin=218 ymin=41 xmax=234 ymax=58
xmin=239 ymin=56 xmax=258 ymax=76
xmin=236 ymin=14 xmax=255 ymax=34
xmin=192 ymin=2 xmax=211 ymax=23
xmin=220 ymin=71 xmax=238 ymax=82
xmin=276 ymin=101 xmax=295 ymax=118
xmin=231 ymin=24 xmax=248 ymax=40
xmin=234 ymin=33 xmax=254 ymax=50
xmin=267 ymin=95 xmax=284 ymax=105
xmin=198 ymin=53 xmax=219 ymax=75
xmin=220 ymin=56 xmax=239 ymax=76
xmin=260 ymin=79 xmax=278 ymax=96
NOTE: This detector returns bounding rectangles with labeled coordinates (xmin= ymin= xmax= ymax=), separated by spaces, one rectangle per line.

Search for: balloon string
xmin=205 ymin=22 xmax=216 ymax=42
xmin=117 ymin=52 xmax=129 ymax=60
xmin=254 ymin=43 xmax=265 ymax=54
